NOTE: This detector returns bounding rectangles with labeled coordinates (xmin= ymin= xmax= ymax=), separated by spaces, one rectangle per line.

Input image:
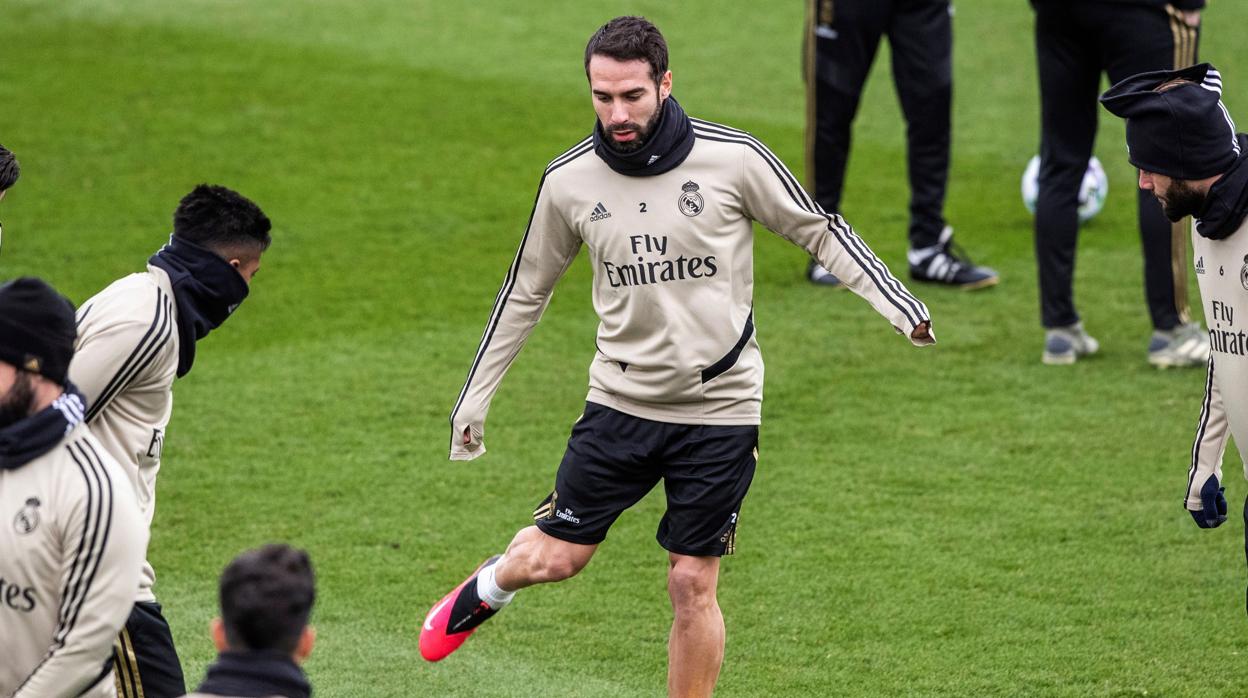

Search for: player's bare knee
xmin=666 ymin=563 xmax=718 ymax=611
xmin=538 ymin=554 xmax=583 ymax=582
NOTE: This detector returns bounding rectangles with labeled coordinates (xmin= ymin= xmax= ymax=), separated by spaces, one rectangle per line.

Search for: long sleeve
xmin=1185 ymin=355 xmax=1230 ymax=510
xmin=14 ymin=441 xmax=148 ymax=697
xmin=71 ymin=288 xmax=175 ymax=423
xmin=737 ymin=134 xmax=934 ymax=345
xmin=448 ymin=171 xmax=583 ymax=460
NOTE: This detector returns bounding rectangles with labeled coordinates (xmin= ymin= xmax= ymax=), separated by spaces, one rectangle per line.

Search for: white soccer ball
xmin=1021 ymin=155 xmax=1108 ymax=224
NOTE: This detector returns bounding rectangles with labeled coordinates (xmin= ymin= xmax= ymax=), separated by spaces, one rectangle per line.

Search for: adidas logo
xmin=1196 ymin=256 xmax=1206 ymax=275
xmin=589 ymin=202 xmax=612 ymax=222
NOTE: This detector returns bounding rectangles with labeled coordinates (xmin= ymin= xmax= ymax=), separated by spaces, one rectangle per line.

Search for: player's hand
xmin=911 ymin=321 xmax=933 ymax=342
xmin=449 ymin=423 xmax=486 ymax=461
xmin=1189 ymin=475 xmax=1228 ymax=528
xmin=1178 ymin=10 xmax=1200 ymax=28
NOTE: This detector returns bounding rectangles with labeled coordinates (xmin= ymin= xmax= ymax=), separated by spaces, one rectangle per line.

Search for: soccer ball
xmin=1021 ymin=155 xmax=1108 ymax=223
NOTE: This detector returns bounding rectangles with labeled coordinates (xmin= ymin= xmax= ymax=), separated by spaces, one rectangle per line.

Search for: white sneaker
xmin=1043 ymin=323 xmax=1100 ymax=365
xmin=1148 ymin=323 xmax=1209 ymax=369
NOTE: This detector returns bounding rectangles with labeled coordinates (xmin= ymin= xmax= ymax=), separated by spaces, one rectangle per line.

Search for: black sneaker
xmin=807 ymin=259 xmax=845 ymax=288
xmin=908 ymin=227 xmax=999 ymax=290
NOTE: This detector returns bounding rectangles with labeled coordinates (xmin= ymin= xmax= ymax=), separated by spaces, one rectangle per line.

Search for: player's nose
xmin=609 ymin=101 xmax=630 ymax=124
xmin=1138 ymin=171 xmax=1153 ymax=190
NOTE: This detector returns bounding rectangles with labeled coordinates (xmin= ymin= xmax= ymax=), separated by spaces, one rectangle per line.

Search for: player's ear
xmin=294 ymin=625 xmax=316 ymax=663
xmin=659 ymin=70 xmax=672 ymax=101
xmin=210 ymin=617 xmax=229 ymax=652
xmin=228 ymin=258 xmax=242 ymax=270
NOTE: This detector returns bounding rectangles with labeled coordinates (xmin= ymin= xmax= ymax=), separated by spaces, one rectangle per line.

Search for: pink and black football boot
xmin=419 ymin=555 xmax=503 ymax=661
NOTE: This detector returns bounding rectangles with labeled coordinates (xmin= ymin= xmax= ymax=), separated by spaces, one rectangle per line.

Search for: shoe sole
xmin=959 ymin=276 xmax=1000 ymax=291
xmin=1042 ymin=351 xmax=1076 ymax=365
xmin=1148 ymin=356 xmax=1206 ymax=369
xmin=419 ymin=555 xmax=501 ymax=662
xmin=909 ymin=275 xmax=1000 ymax=291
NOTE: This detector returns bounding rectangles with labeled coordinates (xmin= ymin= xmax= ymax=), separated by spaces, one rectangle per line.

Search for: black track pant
xmin=113 ymin=601 xmax=186 ymax=698
xmin=1033 ymin=0 xmax=1199 ymax=330
xmin=806 ymin=0 xmax=952 ymax=249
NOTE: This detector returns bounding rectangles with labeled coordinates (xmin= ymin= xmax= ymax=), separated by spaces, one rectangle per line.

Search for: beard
xmin=1158 ymin=179 xmax=1208 ymax=222
xmin=605 ymin=100 xmax=664 ymax=154
xmin=0 ymin=371 xmax=36 ymax=430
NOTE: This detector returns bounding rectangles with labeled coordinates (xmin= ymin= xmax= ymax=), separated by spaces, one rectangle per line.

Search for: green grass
xmin=2 ymin=1 xmax=1247 ymax=695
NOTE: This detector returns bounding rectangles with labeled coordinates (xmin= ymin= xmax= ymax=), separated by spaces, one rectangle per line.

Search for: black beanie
xmin=0 ymin=277 xmax=77 ymax=385
xmin=1100 ymin=63 xmax=1241 ymax=180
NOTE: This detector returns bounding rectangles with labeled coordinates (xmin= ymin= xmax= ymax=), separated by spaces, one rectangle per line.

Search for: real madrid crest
xmin=1240 ymin=255 xmax=1248 ymax=292
xmin=678 ymin=181 xmax=704 ymax=217
xmin=13 ymin=497 xmax=40 ymax=535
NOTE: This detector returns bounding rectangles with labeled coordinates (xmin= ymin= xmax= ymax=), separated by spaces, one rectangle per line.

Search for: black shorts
xmin=533 ymin=402 xmax=758 ymax=557
xmin=113 ymin=601 xmax=186 ymax=698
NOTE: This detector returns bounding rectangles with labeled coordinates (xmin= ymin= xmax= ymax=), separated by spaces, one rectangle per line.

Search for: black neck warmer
xmin=0 ymin=386 xmax=86 ymax=470
xmin=196 ymin=651 xmax=311 ymax=698
xmin=593 ymin=96 xmax=695 ymax=177
xmin=148 ymin=236 xmax=249 ymax=378
xmin=1197 ymin=134 xmax=1248 ymax=240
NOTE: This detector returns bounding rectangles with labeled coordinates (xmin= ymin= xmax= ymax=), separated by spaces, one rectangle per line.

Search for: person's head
xmin=584 ymin=16 xmax=673 ymax=153
xmin=0 ymin=278 xmax=76 ymax=429
xmin=1138 ymin=168 xmax=1221 ymax=222
xmin=0 ymin=144 xmax=20 ymax=203
xmin=1101 ymin=63 xmax=1240 ymax=219
xmin=211 ymin=544 xmax=316 ymax=662
xmin=172 ymin=185 xmax=271 ymax=285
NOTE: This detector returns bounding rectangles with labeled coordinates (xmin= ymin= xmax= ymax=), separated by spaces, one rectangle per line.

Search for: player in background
xmin=70 ymin=185 xmax=272 ymax=698
xmin=0 ymin=143 xmax=20 ymax=253
xmin=184 ymin=544 xmax=316 ymax=698
xmin=804 ymin=0 xmax=998 ymax=290
xmin=0 ymin=277 xmax=148 ymax=697
xmin=1102 ymin=64 xmax=1248 ymax=601
xmin=422 ymin=16 xmax=934 ymax=697
xmin=1031 ymin=0 xmax=1209 ymax=366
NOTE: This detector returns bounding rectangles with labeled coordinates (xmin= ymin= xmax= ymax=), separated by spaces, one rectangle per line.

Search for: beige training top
xmin=70 ymin=265 xmax=178 ymax=602
xmin=1186 ymin=215 xmax=1248 ymax=509
xmin=450 ymin=118 xmax=933 ymax=460
xmin=1 ymin=418 xmax=147 ymax=697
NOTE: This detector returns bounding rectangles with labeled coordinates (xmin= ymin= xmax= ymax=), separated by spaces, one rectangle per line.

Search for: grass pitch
xmin=2 ymin=1 xmax=1248 ymax=695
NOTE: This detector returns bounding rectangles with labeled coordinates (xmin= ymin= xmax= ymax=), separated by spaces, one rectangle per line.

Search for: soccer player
xmin=69 ymin=184 xmax=272 ymax=698
xmin=0 ymin=143 xmax=20 ymax=251
xmin=422 ymin=16 xmax=934 ymax=696
xmin=1031 ymin=0 xmax=1209 ymax=366
xmin=1101 ymin=64 xmax=1248 ymax=594
xmin=184 ymin=544 xmax=316 ymax=698
xmin=0 ymin=277 xmax=148 ymax=697
xmin=804 ymin=0 xmax=999 ymax=289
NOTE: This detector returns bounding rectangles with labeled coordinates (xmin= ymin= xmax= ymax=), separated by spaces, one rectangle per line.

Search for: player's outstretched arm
xmin=448 ymin=169 xmax=582 ymax=461
xmin=1186 ymin=356 xmax=1230 ymax=528
xmin=14 ymin=443 xmax=148 ymax=697
xmin=735 ymin=133 xmax=934 ymax=346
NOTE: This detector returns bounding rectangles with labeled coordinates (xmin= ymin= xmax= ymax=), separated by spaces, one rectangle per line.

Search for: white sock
xmin=476 ymin=556 xmax=516 ymax=609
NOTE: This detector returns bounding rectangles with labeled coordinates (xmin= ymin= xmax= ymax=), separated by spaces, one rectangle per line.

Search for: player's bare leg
xmin=666 ymin=553 xmax=723 ymax=698
xmin=420 ymin=526 xmax=596 ymax=661
xmin=495 ymin=525 xmax=597 ymax=590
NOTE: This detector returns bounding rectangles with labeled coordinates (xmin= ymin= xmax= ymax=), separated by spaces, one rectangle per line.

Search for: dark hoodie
xmin=1197 ymin=134 xmax=1248 ymax=241
xmin=188 ymin=651 xmax=311 ymax=698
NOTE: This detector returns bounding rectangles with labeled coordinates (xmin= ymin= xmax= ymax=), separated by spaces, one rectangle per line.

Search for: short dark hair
xmin=219 ymin=544 xmax=315 ymax=654
xmin=0 ymin=144 xmax=20 ymax=192
xmin=584 ymin=16 xmax=669 ymax=86
xmin=173 ymin=184 xmax=271 ymax=256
